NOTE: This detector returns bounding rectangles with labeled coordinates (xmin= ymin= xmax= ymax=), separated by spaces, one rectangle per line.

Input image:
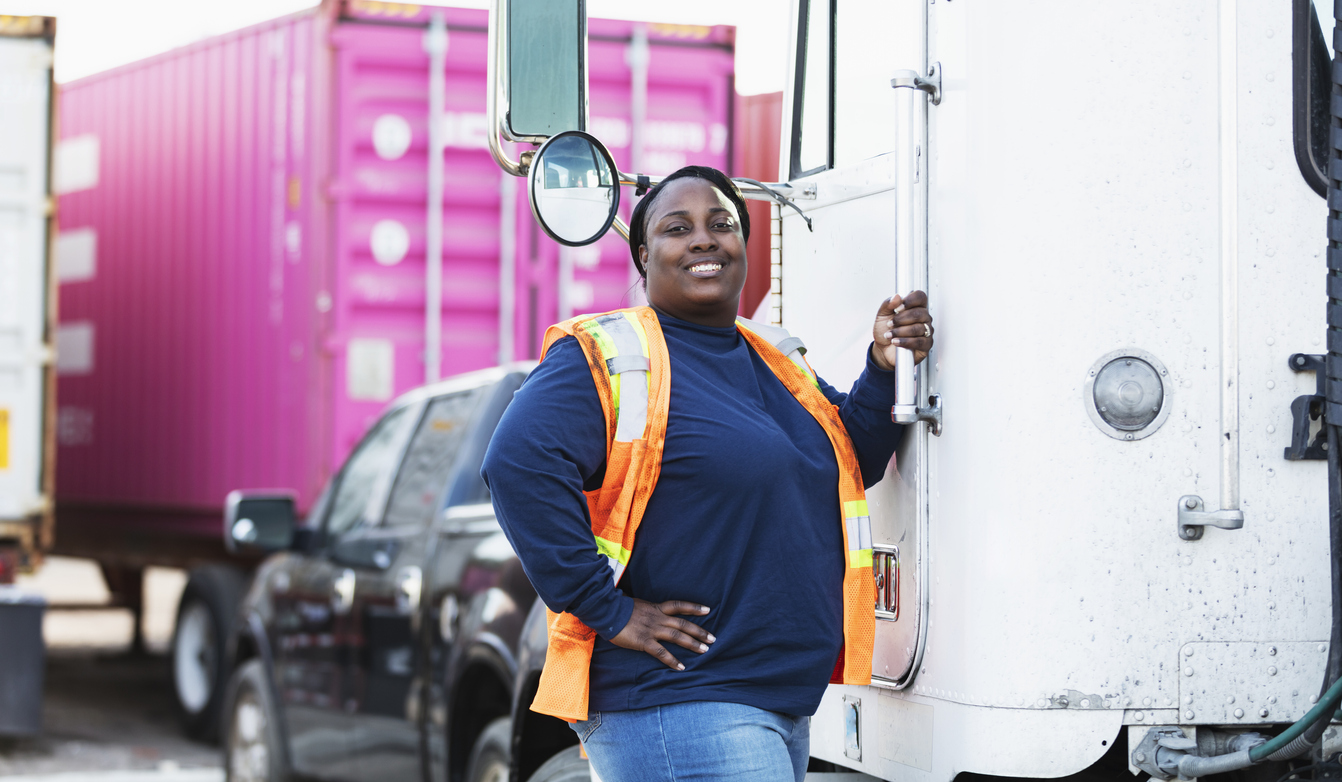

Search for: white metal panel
xmin=787 ymin=0 xmax=1332 ymax=779
xmin=0 ymin=34 xmax=52 ymax=520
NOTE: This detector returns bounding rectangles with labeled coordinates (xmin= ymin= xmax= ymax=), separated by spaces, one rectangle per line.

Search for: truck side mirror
xmin=499 ymin=0 xmax=587 ymax=141
xmin=529 ymin=131 xmax=620 ymax=246
xmin=223 ymin=490 xmax=297 ymax=555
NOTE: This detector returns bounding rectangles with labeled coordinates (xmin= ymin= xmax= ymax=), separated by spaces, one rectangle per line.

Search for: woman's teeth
xmin=690 ymin=262 xmax=722 ymax=273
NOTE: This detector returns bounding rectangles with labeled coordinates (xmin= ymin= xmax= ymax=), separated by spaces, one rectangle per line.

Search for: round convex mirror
xmin=528 ymin=130 xmax=621 ymax=246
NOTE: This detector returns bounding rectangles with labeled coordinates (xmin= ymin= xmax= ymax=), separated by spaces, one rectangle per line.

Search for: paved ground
xmin=0 ymin=558 xmax=224 ymax=782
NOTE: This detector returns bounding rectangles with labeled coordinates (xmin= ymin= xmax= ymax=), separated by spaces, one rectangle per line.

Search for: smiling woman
xmin=630 ymin=167 xmax=751 ymax=327
xmin=481 ymin=164 xmax=936 ymax=782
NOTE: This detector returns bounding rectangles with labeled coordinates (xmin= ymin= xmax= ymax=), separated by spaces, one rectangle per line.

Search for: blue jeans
xmin=570 ymin=701 xmax=810 ymax=782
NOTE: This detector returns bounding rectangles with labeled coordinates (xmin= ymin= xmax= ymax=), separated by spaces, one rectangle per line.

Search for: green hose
xmin=1248 ymin=674 xmax=1342 ymax=762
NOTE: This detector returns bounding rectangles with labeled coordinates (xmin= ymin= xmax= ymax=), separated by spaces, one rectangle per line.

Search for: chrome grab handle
xmin=889 ymin=64 xmax=942 ymax=436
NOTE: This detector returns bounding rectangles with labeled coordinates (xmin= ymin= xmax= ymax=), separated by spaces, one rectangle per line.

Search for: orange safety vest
xmin=530 ymin=306 xmax=875 ymax=722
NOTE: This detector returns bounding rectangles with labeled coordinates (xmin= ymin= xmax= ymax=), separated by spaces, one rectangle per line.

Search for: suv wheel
xmin=465 ymin=717 xmax=512 ymax=782
xmin=526 ymin=746 xmax=590 ymax=782
xmin=223 ymin=659 xmax=288 ymax=782
xmin=172 ymin=565 xmax=247 ymax=740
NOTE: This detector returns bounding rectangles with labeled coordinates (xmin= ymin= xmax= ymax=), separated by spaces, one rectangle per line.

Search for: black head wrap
xmin=628 ymin=165 xmax=750 ymax=279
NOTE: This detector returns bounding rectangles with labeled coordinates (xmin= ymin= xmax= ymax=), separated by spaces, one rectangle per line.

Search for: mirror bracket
xmin=487 ymin=0 xmax=526 ymax=177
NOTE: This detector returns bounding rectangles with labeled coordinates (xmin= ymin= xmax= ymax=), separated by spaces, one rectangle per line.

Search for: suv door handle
xmin=395 ymin=565 xmax=423 ymax=618
xmin=332 ymin=568 xmax=356 ymax=615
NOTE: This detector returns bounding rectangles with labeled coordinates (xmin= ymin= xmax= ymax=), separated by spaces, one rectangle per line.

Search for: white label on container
xmin=572 ymin=245 xmax=602 ymax=270
xmin=347 ymin=338 xmax=394 ymax=401
xmin=373 ymin=114 xmax=412 ymax=160
xmin=57 ymin=406 xmax=93 ymax=446
xmin=370 ymin=219 xmax=410 ymax=266
xmin=589 ymin=117 xmax=630 ymax=149
xmin=54 ymin=135 xmax=99 ymax=194
xmin=56 ymin=227 xmax=96 ymax=283
xmin=443 ymin=112 xmax=489 ymax=149
xmin=55 ymin=321 xmax=94 ymax=375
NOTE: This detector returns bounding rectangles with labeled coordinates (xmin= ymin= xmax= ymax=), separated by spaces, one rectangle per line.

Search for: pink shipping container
xmin=53 ymin=0 xmax=736 ymax=567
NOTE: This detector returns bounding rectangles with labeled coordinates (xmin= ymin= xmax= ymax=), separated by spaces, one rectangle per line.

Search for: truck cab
xmin=485 ymin=0 xmax=1342 ymax=779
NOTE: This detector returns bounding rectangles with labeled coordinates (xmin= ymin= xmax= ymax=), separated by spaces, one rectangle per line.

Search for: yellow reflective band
xmin=788 ymin=355 xmax=819 ymax=388
xmin=594 ymin=535 xmax=632 ymax=565
xmin=849 ymin=549 xmax=873 ymax=569
xmin=843 ymin=500 xmax=869 ymax=519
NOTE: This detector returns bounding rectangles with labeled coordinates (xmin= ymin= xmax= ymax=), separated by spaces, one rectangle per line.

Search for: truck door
xmin=338 ymin=385 xmax=492 ymax=782
xmin=778 ymin=0 xmax=932 ymax=686
xmin=273 ymin=402 xmax=418 ymax=782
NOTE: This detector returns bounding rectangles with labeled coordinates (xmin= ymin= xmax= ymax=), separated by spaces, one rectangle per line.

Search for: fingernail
xmin=707 ymin=634 xmax=716 ymax=643
xmin=894 ymin=339 xmax=906 ymax=346
xmin=699 ymin=606 xmax=710 ymax=613
xmin=677 ymin=663 xmax=686 ymax=671
xmin=698 ymin=643 xmax=708 ymax=652
xmin=883 ymin=332 xmax=893 ymax=340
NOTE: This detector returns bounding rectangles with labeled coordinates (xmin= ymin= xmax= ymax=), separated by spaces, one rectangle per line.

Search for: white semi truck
xmin=0 ymin=14 xmax=56 ymax=589
xmin=486 ymin=0 xmax=1342 ymax=778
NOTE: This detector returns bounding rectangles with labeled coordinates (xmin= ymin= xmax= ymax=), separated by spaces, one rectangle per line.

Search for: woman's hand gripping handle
xmin=871 ymin=290 xmax=934 ymax=371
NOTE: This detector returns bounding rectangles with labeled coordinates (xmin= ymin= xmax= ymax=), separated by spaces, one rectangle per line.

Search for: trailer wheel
xmin=172 ymin=565 xmax=248 ymax=741
xmin=525 ymin=745 xmax=589 ymax=782
xmin=465 ymin=716 xmax=512 ymax=782
xmin=223 ymin=658 xmax=288 ymax=782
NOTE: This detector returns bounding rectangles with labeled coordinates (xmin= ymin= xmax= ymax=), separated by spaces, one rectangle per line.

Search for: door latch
xmin=1177 ymin=495 xmax=1245 ymax=541
xmin=874 ymin=546 xmax=900 ymax=620
xmin=1284 ymin=353 xmax=1327 ymax=460
xmin=891 ymin=62 xmax=942 ymax=105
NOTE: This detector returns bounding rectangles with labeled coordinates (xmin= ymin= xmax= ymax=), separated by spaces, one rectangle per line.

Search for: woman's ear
xmin=638 ymin=244 xmax=649 ymax=276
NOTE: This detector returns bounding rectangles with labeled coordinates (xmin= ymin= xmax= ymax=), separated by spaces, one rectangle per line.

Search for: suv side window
xmin=382 ymin=387 xmax=487 ymax=528
xmin=325 ymin=405 xmax=417 ymax=537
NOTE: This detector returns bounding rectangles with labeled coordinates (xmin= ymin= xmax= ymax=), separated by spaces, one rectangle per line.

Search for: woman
xmin=481 ymin=165 xmax=934 ymax=782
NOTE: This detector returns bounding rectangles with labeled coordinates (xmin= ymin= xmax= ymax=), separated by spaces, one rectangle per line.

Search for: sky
xmin=0 ymin=0 xmax=791 ymax=95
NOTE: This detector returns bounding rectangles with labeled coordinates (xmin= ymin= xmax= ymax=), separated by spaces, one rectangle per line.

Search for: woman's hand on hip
xmin=609 ymin=599 xmax=714 ymax=671
xmin=871 ymin=290 xmax=934 ymax=370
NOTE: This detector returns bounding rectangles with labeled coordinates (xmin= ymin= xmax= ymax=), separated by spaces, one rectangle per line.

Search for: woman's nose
xmin=688 ymin=224 xmax=717 ymax=251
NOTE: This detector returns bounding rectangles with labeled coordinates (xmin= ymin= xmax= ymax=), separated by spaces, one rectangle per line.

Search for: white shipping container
xmin=0 ymin=16 xmax=56 ymax=573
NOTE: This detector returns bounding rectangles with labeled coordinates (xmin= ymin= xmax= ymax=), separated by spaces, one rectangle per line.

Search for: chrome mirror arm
xmin=486 ymin=0 xmax=527 ymax=177
xmin=613 ymin=171 xmax=816 ymax=234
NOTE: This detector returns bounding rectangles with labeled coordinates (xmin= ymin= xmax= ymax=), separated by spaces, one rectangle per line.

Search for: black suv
xmin=220 ymin=364 xmax=589 ymax=782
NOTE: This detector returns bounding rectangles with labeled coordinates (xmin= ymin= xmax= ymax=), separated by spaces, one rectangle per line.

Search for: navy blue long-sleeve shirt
xmin=481 ymin=313 xmax=903 ymax=717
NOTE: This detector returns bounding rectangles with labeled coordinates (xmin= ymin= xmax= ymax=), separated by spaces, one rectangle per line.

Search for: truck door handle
xmin=332 ymin=569 xmax=356 ymax=615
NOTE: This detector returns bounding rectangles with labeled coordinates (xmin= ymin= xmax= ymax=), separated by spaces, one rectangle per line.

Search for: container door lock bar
xmin=1284 ymin=353 xmax=1328 ymax=460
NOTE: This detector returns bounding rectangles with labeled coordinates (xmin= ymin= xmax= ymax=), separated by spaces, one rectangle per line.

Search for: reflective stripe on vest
xmin=736 ymin=317 xmax=820 ymax=388
xmin=578 ymin=312 xmax=652 ymax=584
xmin=532 ymin=307 xmax=874 ymax=723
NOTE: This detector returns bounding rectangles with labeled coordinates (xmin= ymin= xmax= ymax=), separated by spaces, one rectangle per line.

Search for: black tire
xmin=171 ymin=564 xmax=249 ymax=741
xmin=222 ymin=659 xmax=289 ymax=782
xmin=526 ymin=746 xmax=590 ymax=782
xmin=465 ymin=716 xmax=512 ymax=782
